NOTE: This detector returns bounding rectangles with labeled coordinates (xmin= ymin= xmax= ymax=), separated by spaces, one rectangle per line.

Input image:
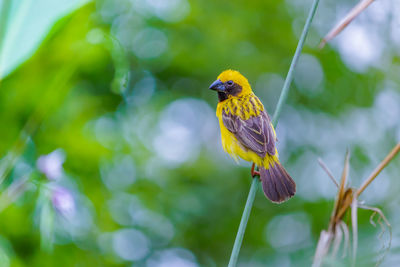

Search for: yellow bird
xmin=209 ymin=70 xmax=295 ymax=203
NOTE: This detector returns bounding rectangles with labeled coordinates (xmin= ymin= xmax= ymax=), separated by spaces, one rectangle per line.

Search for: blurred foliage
xmin=0 ymin=0 xmax=399 ymax=266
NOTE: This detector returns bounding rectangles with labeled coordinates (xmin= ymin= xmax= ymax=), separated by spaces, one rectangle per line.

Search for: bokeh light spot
xmin=112 ymin=229 xmax=150 ymax=261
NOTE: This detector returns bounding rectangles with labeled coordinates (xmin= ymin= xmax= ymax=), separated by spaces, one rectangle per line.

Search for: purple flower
xmin=52 ymin=187 xmax=75 ymax=217
xmin=37 ymin=149 xmax=65 ymax=180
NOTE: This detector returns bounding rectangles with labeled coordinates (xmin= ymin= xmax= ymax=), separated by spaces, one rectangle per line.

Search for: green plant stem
xmin=228 ymin=177 xmax=259 ymax=267
xmin=272 ymin=0 xmax=320 ymax=127
xmin=228 ymin=0 xmax=320 ymax=266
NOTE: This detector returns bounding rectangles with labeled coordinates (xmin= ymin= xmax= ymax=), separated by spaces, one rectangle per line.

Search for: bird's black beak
xmin=209 ymin=79 xmax=225 ymax=92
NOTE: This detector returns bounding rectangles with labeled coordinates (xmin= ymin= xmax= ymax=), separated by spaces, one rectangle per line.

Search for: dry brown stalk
xmin=356 ymin=144 xmax=400 ymax=197
xmin=313 ymin=143 xmax=399 ymax=267
xmin=320 ymin=0 xmax=376 ymax=48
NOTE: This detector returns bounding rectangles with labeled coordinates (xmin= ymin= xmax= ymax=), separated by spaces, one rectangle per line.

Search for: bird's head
xmin=209 ymin=70 xmax=252 ymax=102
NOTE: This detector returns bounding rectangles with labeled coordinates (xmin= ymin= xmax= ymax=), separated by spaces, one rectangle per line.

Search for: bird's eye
xmin=227 ymin=80 xmax=234 ymax=86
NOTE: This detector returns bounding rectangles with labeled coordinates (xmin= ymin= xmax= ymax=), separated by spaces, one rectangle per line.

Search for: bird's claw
xmin=251 ymin=163 xmax=260 ymax=177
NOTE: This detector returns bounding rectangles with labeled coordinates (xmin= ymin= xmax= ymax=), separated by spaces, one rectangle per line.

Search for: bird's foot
xmin=251 ymin=163 xmax=260 ymax=177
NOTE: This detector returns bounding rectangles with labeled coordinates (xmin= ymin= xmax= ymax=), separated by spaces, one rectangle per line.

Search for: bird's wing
xmin=222 ymin=110 xmax=276 ymax=158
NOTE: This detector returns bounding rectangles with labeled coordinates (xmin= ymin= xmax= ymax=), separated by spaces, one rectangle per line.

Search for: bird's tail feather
xmin=260 ymin=161 xmax=296 ymax=203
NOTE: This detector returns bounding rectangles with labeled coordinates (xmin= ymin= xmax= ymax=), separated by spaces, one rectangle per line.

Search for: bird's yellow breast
xmin=216 ymin=93 xmax=277 ymax=166
xmin=217 ymin=93 xmax=264 ymax=120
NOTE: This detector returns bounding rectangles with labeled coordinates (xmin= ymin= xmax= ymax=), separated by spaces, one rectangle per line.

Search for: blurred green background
xmin=0 ymin=0 xmax=399 ymax=266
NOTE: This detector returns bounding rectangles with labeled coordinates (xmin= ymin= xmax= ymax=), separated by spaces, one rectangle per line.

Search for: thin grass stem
xmin=318 ymin=158 xmax=339 ymax=187
xmin=272 ymin=0 xmax=320 ymax=127
xmin=320 ymin=0 xmax=376 ymax=48
xmin=228 ymin=178 xmax=259 ymax=267
xmin=355 ymin=143 xmax=400 ymax=197
xmin=228 ymin=0 xmax=320 ymax=265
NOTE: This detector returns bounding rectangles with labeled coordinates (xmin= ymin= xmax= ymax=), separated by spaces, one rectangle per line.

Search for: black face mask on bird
xmin=209 ymin=79 xmax=242 ymax=102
